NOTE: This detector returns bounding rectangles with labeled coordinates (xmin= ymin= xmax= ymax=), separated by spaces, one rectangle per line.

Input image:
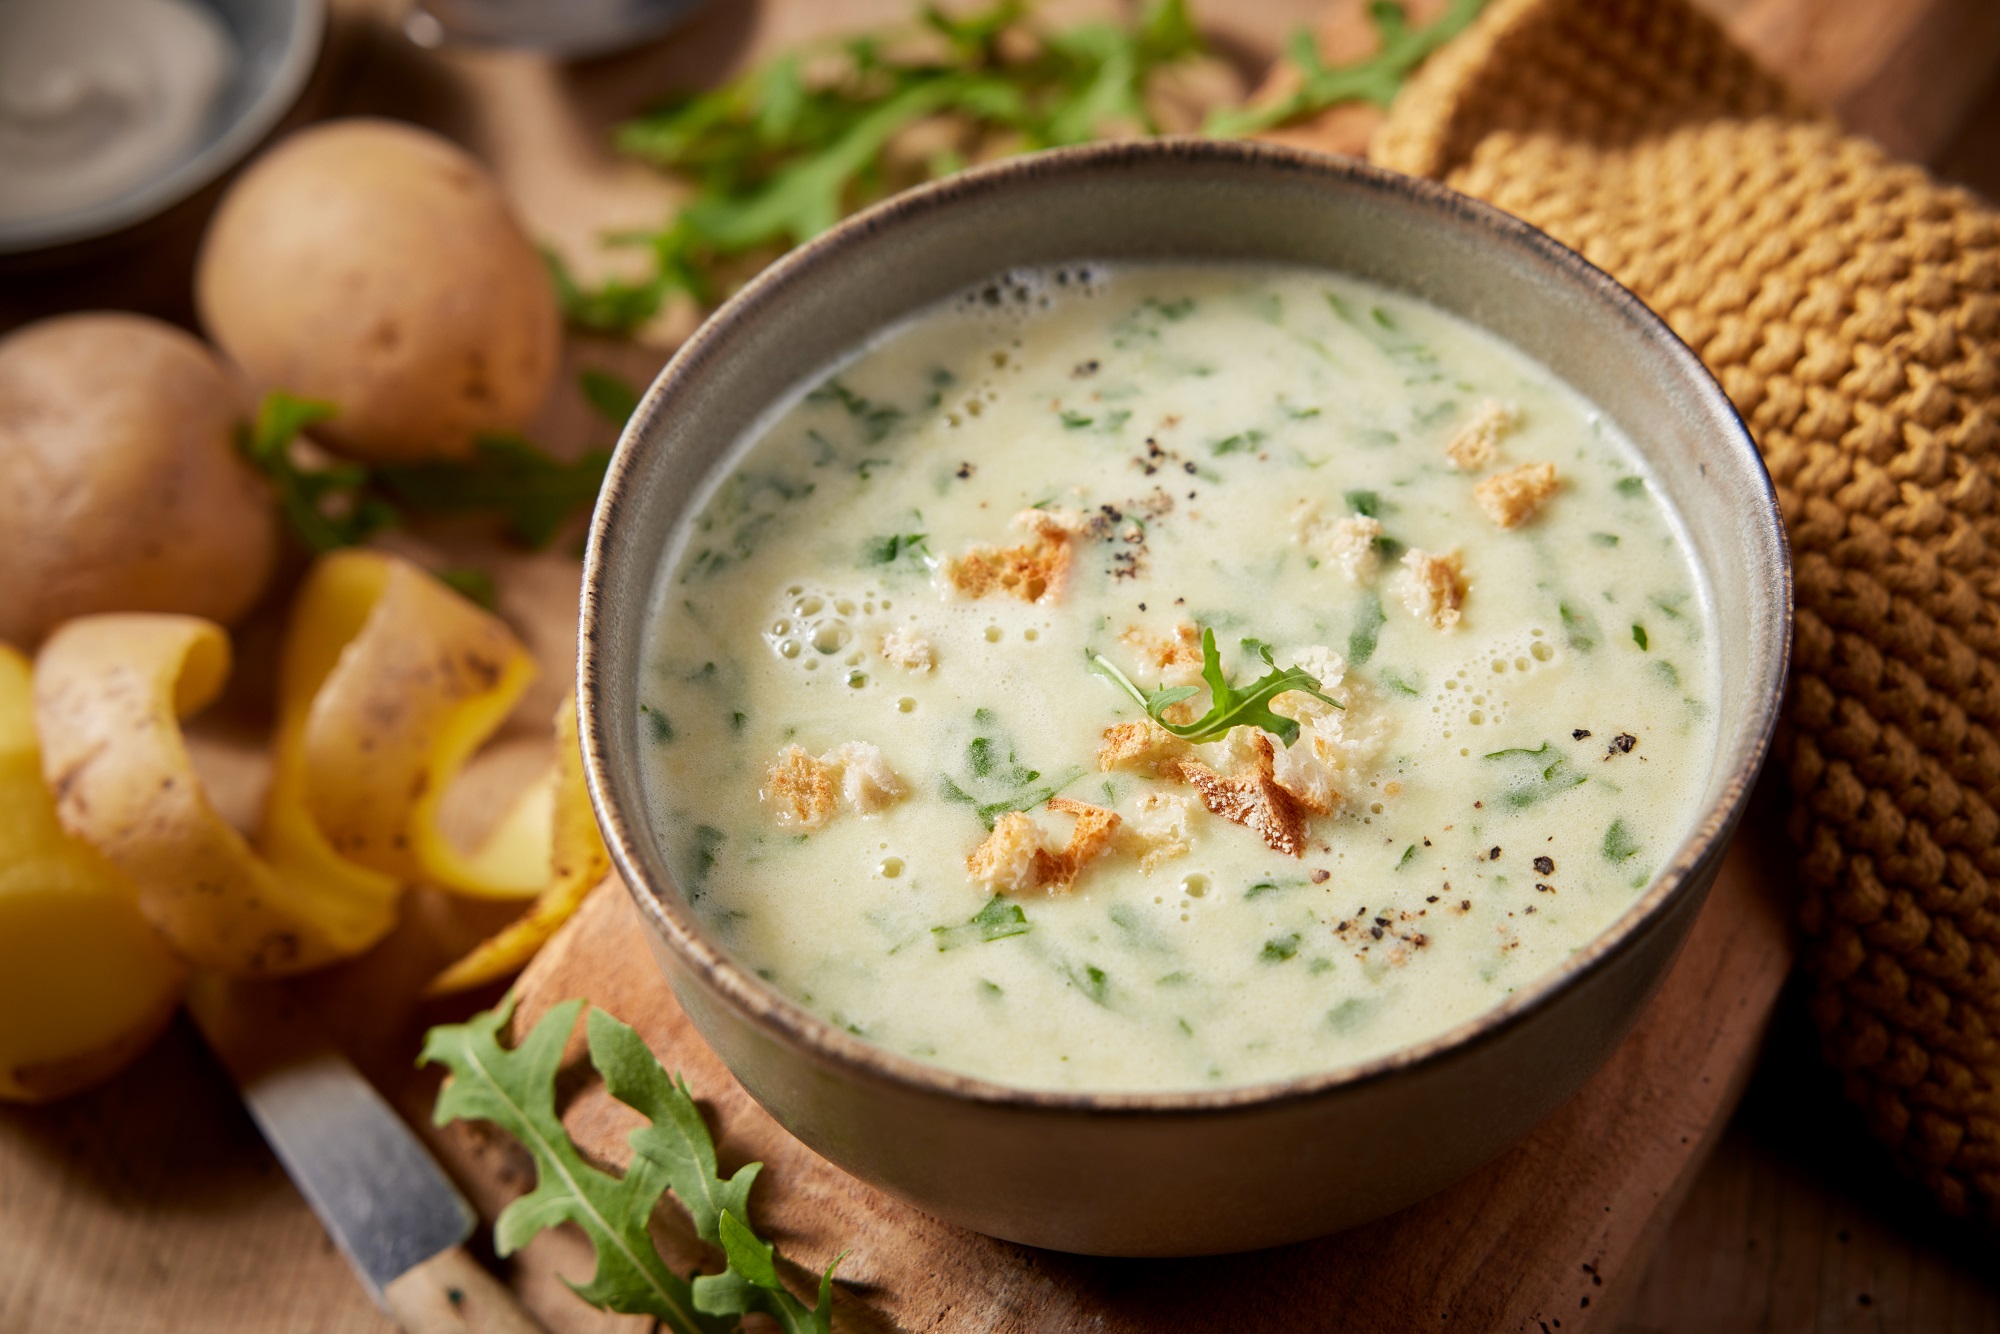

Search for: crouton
xmin=1097 ymin=719 xmax=1194 ymax=775
xmin=1399 ymin=548 xmax=1466 ymax=630
xmin=943 ymin=514 xmax=1072 ymax=602
xmin=1042 ymin=796 xmax=1123 ymax=890
xmin=1474 ymin=461 xmax=1560 ymax=528
xmin=1271 ymin=645 xmax=1347 ymax=719
xmin=1124 ymin=791 xmax=1193 ymax=871
xmin=1118 ymin=623 xmax=1205 ymax=687
xmin=1291 ymin=501 xmax=1384 ymax=584
xmin=825 ymin=741 xmax=905 ymax=813
xmin=1445 ymin=399 xmax=1522 ymax=471
xmin=965 ymin=798 xmax=1122 ymax=894
xmin=1327 ymin=516 xmax=1384 ymax=584
xmin=1177 ymin=731 xmax=1310 ymax=857
xmin=762 ymin=746 xmax=840 ymax=828
xmin=762 ymin=741 xmax=904 ymax=826
xmin=966 ymin=813 xmax=1058 ymax=894
xmin=879 ymin=626 xmax=935 ymax=672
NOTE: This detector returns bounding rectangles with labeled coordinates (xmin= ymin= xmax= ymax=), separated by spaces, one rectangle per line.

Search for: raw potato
xmin=0 ymin=646 xmax=185 ymax=1103
xmin=196 ymin=118 xmax=561 ymax=463
xmin=0 ymin=313 xmax=278 ymax=647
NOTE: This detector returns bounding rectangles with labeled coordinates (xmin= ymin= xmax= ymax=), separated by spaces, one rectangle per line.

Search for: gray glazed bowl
xmin=579 ymin=139 xmax=1792 ymax=1256
xmin=0 ymin=0 xmax=322 ymax=255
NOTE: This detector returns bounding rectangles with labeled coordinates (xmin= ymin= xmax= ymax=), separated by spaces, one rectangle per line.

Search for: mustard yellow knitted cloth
xmin=1374 ymin=0 xmax=2000 ymax=1225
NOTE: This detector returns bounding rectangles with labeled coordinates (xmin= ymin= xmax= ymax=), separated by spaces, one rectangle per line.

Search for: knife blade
xmin=186 ymin=974 xmax=545 ymax=1333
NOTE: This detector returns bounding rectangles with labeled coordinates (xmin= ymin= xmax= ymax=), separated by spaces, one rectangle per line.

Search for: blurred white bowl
xmin=0 ymin=0 xmax=322 ymax=255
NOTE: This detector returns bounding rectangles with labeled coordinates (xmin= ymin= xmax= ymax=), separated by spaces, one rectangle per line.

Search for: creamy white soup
xmin=638 ymin=263 xmax=1718 ymax=1093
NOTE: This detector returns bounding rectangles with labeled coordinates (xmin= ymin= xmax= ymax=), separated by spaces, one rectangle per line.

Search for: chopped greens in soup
xmin=639 ymin=264 xmax=1718 ymax=1093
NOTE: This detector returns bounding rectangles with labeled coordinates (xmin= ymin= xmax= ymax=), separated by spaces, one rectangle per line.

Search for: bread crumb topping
xmin=965 ymin=797 xmax=1123 ymax=893
xmin=1399 ymin=548 xmax=1467 ymax=630
xmin=1474 ymin=461 xmax=1560 ymax=528
xmin=879 ymin=625 xmax=936 ymax=672
xmin=942 ymin=509 xmax=1074 ymax=602
xmin=1445 ymin=399 xmax=1522 ymax=472
xmin=761 ymin=741 xmax=905 ymax=828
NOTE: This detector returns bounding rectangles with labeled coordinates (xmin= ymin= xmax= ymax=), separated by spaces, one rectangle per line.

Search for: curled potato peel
xmin=35 ymin=615 xmax=396 ymax=976
xmin=299 ymin=552 xmax=545 ymax=898
xmin=34 ymin=550 xmax=552 ymax=980
xmin=31 ymin=547 xmax=592 ymax=1016
xmin=0 ymin=645 xmax=186 ymax=1102
xmin=427 ymin=694 xmax=611 ymax=994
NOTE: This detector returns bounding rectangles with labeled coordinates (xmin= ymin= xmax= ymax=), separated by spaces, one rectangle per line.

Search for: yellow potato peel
xmin=298 ymin=551 xmax=546 ymax=898
xmin=36 ymin=615 xmax=398 ymax=976
xmin=30 ymin=549 xmax=587 ymax=999
xmin=0 ymin=644 xmax=186 ymax=1102
xmin=426 ymin=694 xmax=611 ymax=995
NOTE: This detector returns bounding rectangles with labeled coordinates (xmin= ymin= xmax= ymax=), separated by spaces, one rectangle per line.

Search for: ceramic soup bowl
xmin=578 ymin=139 xmax=1791 ymax=1257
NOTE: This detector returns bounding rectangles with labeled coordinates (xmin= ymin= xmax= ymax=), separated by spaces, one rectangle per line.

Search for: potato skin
xmin=0 ymin=313 xmax=278 ymax=648
xmin=195 ymin=118 xmax=561 ymax=463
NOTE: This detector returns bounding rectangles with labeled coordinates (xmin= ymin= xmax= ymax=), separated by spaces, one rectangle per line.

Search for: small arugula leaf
xmin=719 ymin=1210 xmax=779 ymax=1288
xmin=573 ymin=2 xmax=1205 ymax=332
xmin=236 ymin=392 xmax=395 ymax=553
xmin=239 ymin=391 xmax=612 ymax=553
xmin=863 ymin=532 xmax=928 ymax=565
xmin=588 ymin=1008 xmax=759 ymax=1245
xmin=436 ymin=566 xmax=498 ymax=610
xmin=693 ymin=1217 xmax=841 ymax=1334
xmin=1203 ymin=0 xmax=1490 ymax=137
xmin=377 ymin=435 xmax=611 ymax=549
xmin=974 ymin=768 xmax=1083 ymax=829
xmin=1603 ymin=818 xmax=1641 ymax=862
xmin=1483 ymin=741 xmax=1588 ymax=808
xmin=581 ymin=368 xmax=643 ymax=426
xmin=1347 ymin=592 xmax=1386 ymax=667
xmin=1089 ymin=626 xmax=1340 ymax=747
xmin=933 ymin=896 xmax=1033 ymax=950
xmin=421 ymin=998 xmax=720 ymax=1332
xmin=427 ymin=998 xmax=846 ymax=1334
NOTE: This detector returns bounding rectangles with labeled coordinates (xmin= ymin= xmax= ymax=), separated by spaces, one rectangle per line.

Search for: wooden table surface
xmin=3 ymin=1 xmax=1999 ymax=1331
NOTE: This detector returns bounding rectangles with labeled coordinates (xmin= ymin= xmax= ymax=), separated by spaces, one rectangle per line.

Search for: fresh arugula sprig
xmin=1202 ymin=0 xmax=1490 ymax=137
xmin=423 ymin=996 xmax=841 ymax=1334
xmin=239 ymin=392 xmax=397 ymax=552
xmin=237 ymin=390 xmax=613 ymax=552
xmin=1089 ymin=626 xmax=1340 ymax=747
xmin=562 ymin=0 xmax=1486 ymax=332
xmin=564 ymin=0 xmax=1203 ymax=330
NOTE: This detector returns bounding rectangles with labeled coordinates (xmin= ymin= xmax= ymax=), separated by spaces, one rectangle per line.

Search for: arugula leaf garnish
xmin=558 ymin=0 xmax=1479 ymax=332
xmin=238 ymin=391 xmax=612 ymax=552
xmin=581 ymin=368 xmax=644 ymax=426
xmin=932 ymin=896 xmax=1034 ymax=950
xmin=424 ymin=996 xmax=840 ymax=1334
xmin=1088 ymin=626 xmax=1340 ymax=747
xmin=377 ymin=435 xmax=612 ymax=549
xmin=1203 ymin=0 xmax=1491 ymax=138
xmin=237 ymin=392 xmax=395 ymax=552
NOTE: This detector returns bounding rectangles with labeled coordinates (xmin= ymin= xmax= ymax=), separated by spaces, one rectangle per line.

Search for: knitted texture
xmin=1376 ymin=0 xmax=2000 ymax=1224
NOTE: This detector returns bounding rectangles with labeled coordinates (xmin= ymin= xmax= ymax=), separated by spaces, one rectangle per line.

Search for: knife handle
xmin=383 ymin=1246 xmax=548 ymax=1334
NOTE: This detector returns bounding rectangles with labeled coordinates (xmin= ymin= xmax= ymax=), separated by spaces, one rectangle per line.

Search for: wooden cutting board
xmin=1 ymin=1 xmax=1995 ymax=1332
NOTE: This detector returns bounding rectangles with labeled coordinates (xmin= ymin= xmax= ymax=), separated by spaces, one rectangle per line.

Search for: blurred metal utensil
xmin=186 ymin=975 xmax=546 ymax=1333
xmin=403 ymin=0 xmax=711 ymax=58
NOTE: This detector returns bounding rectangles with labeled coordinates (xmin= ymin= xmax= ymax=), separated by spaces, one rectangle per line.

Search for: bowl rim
xmin=0 ymin=0 xmax=326 ymax=255
xmin=579 ymin=136 xmax=1792 ymax=1118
